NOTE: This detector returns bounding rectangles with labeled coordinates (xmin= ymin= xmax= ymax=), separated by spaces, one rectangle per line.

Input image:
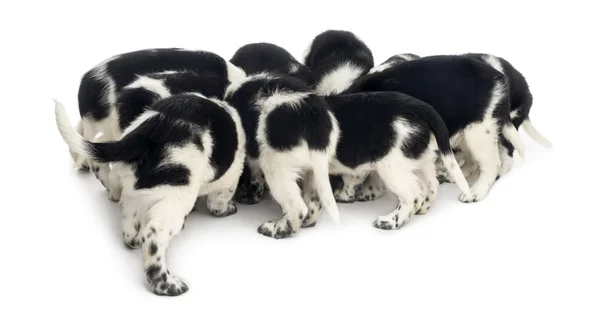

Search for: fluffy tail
xmin=522 ymin=118 xmax=552 ymax=148
xmin=503 ymin=122 xmax=526 ymax=159
xmin=311 ymin=154 xmax=341 ymax=226
xmin=54 ymin=99 xmax=143 ymax=163
xmin=54 ymin=99 xmax=92 ymax=159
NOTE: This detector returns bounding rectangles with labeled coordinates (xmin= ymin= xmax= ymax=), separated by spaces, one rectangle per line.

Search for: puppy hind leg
xmin=142 ymin=190 xmax=197 ymax=296
xmin=460 ymin=124 xmax=501 ymax=202
xmin=301 ymin=170 xmax=322 ymax=228
xmin=122 ymin=199 xmax=142 ymax=249
xmin=416 ymin=159 xmax=439 ymax=215
xmin=373 ymin=157 xmax=422 ymax=230
xmin=258 ymin=166 xmax=307 ymax=239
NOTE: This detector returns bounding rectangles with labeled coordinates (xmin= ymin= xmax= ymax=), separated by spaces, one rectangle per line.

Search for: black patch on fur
xmin=324 ymin=91 xmax=448 ymax=168
xmin=347 ymin=55 xmax=507 ymax=137
xmin=149 ymin=243 xmax=158 ymax=256
xmin=231 ymin=42 xmax=314 ymax=86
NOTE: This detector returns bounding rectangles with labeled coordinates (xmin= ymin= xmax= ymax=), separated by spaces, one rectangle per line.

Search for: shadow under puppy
xmin=54 ymin=93 xmax=246 ymax=296
xmin=72 ymin=48 xmax=245 ymax=174
xmin=303 ymin=29 xmax=374 ymax=95
xmin=310 ymin=91 xmax=472 ymax=230
xmin=342 ymin=55 xmax=525 ymax=203
xmin=224 ymin=72 xmax=341 ymax=238
xmin=228 ymin=42 xmax=315 ymax=204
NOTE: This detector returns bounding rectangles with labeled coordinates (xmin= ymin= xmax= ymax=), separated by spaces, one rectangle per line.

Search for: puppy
xmin=224 ymin=73 xmax=341 ymax=237
xmin=345 ymin=55 xmax=525 ymax=203
xmin=313 ymin=91 xmax=472 ymax=229
xmin=90 ymin=71 xmax=231 ymax=198
xmin=73 ymin=48 xmax=245 ymax=169
xmin=303 ymin=30 xmax=374 ymax=95
xmin=54 ymin=93 xmax=246 ymax=296
xmin=229 ymin=42 xmax=315 ymax=204
xmin=230 ymin=42 xmax=314 ymax=86
xmin=368 ymin=53 xmax=421 ymax=74
xmin=456 ymin=53 xmax=552 ymax=179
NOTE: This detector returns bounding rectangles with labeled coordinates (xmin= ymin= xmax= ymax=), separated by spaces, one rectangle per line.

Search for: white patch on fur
xmin=125 ymin=76 xmax=171 ymax=98
xmin=152 ymin=70 xmax=179 ymax=76
xmin=288 ymin=63 xmax=300 ymax=73
xmin=256 ymin=91 xmax=309 ymax=113
xmin=121 ymin=110 xmax=160 ymax=138
xmin=510 ymin=109 xmax=520 ymax=120
xmin=368 ymin=62 xmax=394 ymax=74
xmin=226 ymin=61 xmax=247 ymax=86
xmin=315 ymin=62 xmax=364 ymax=95
xmin=224 ymin=72 xmax=276 ymax=99
xmin=395 ymin=53 xmax=418 ymax=61
xmin=483 ymin=54 xmax=504 ymax=74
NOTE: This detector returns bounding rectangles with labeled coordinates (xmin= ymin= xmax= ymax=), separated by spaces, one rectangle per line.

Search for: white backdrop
xmin=2 ymin=0 xmax=599 ymax=318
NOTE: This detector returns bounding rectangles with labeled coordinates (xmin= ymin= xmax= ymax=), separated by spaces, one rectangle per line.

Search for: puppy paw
xmin=258 ymin=218 xmax=298 ymax=239
xmin=146 ymin=266 xmax=189 ymax=296
xmin=209 ymin=202 xmax=237 ymax=218
xmin=373 ymin=213 xmax=406 ymax=230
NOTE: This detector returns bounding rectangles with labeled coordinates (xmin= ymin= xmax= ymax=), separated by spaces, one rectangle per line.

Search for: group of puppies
xmin=54 ymin=30 xmax=552 ymax=296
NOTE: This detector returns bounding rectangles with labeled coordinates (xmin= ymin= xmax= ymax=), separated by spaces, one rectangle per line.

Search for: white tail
xmin=310 ymin=155 xmax=341 ymax=226
xmin=503 ymin=123 xmax=526 ymax=159
xmin=54 ymin=99 xmax=90 ymax=158
xmin=441 ymin=153 xmax=472 ymax=199
xmin=522 ymin=118 xmax=552 ymax=148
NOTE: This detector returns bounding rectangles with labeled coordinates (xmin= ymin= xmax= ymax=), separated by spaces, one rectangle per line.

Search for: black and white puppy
xmin=224 ymin=73 xmax=341 ymax=237
xmin=73 ymin=48 xmax=245 ymax=170
xmin=367 ymin=53 xmax=421 ymax=74
xmin=54 ymin=93 xmax=246 ymax=296
xmin=345 ymin=55 xmax=525 ymax=203
xmin=307 ymin=92 xmax=472 ymax=229
xmin=230 ymin=42 xmax=314 ymax=86
xmin=91 ymin=71 xmax=231 ymax=198
xmin=229 ymin=42 xmax=315 ymax=204
xmin=303 ymin=30 xmax=374 ymax=95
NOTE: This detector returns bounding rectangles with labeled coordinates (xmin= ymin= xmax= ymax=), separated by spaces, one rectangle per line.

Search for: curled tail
xmin=54 ymin=99 xmax=144 ymax=164
xmin=522 ymin=118 xmax=552 ymax=148
xmin=502 ymin=122 xmax=526 ymax=159
xmin=425 ymin=106 xmax=472 ymax=198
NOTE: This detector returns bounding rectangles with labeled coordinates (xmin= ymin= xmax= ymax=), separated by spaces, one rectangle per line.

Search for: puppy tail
xmin=426 ymin=105 xmax=472 ymax=199
xmin=311 ymin=154 xmax=341 ymax=226
xmin=54 ymin=99 xmax=93 ymax=159
xmin=522 ymin=117 xmax=552 ymax=148
xmin=503 ymin=122 xmax=526 ymax=159
xmin=54 ymin=98 xmax=143 ymax=163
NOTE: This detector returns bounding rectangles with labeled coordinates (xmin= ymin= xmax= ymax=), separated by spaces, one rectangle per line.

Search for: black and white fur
xmin=310 ymin=92 xmax=472 ymax=229
xmin=84 ymin=70 xmax=232 ymax=198
xmin=230 ymin=42 xmax=314 ymax=86
xmin=346 ymin=55 xmax=525 ymax=203
xmin=302 ymin=30 xmax=374 ymax=96
xmin=367 ymin=53 xmax=421 ymax=74
xmin=73 ymin=48 xmax=245 ymax=170
xmin=224 ymin=73 xmax=341 ymax=237
xmin=451 ymin=53 xmax=552 ymax=181
xmin=229 ymin=42 xmax=315 ymax=204
xmin=54 ymin=94 xmax=246 ymax=296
